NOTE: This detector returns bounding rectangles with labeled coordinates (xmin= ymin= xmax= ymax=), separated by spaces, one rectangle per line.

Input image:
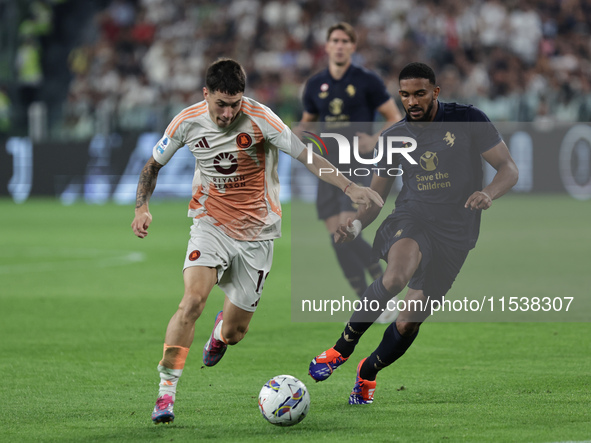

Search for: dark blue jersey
xmin=302 ymin=64 xmax=391 ymax=166
xmin=302 ymin=64 xmax=391 ymax=124
xmin=375 ymin=102 xmax=502 ymax=250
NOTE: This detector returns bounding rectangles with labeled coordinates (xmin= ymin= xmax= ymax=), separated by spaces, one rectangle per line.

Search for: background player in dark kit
xmin=300 ymin=22 xmax=402 ymax=303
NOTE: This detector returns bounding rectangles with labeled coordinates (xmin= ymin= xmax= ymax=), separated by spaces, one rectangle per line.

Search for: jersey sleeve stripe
xmin=166 ymin=103 xmax=207 ymax=136
xmin=166 ymin=103 xmax=206 ymax=134
xmin=241 ymin=103 xmax=284 ymax=133
xmin=168 ymin=102 xmax=206 ymax=128
xmin=166 ymin=108 xmax=208 ymax=137
xmin=242 ymin=108 xmax=284 ymax=133
xmin=167 ymin=103 xmax=206 ymax=130
xmin=241 ymin=102 xmax=283 ymax=127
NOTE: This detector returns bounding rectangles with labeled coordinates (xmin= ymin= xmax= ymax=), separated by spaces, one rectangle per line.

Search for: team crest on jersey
xmin=236 ymin=132 xmax=252 ymax=149
xmin=420 ymin=151 xmax=439 ymax=171
xmin=443 ymin=132 xmax=456 ymax=147
xmin=189 ymin=250 xmax=201 ymax=261
xmin=346 ymin=84 xmax=356 ymax=97
xmin=319 ymin=83 xmax=329 ymax=99
xmin=329 ymin=98 xmax=344 ymax=115
xmin=395 ymin=229 xmax=403 ymax=238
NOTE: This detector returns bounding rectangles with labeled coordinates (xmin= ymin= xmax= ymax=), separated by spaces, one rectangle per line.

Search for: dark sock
xmin=349 ymin=234 xmax=372 ymax=265
xmin=367 ymin=262 xmax=383 ymax=280
xmin=348 ymin=276 xmax=368 ymax=298
xmin=349 ymin=276 xmax=393 ymax=324
xmin=330 ymin=235 xmax=367 ymax=297
xmin=333 ymin=321 xmax=364 ymax=359
xmin=334 ymin=277 xmax=393 ymax=358
xmin=349 ymin=235 xmax=383 ymax=280
xmin=360 ymin=323 xmax=419 ymax=381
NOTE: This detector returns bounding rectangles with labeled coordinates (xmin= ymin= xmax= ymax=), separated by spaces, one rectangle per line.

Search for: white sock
xmin=213 ymin=319 xmax=224 ymax=342
xmin=157 ymin=365 xmax=183 ymax=400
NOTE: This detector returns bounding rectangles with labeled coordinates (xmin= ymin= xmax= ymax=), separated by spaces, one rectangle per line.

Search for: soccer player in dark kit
xmin=300 ymin=22 xmax=402 ymax=309
xmin=308 ymin=62 xmax=519 ymax=404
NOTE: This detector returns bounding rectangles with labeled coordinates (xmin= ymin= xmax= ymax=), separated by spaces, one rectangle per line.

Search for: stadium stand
xmin=3 ymin=0 xmax=591 ymax=139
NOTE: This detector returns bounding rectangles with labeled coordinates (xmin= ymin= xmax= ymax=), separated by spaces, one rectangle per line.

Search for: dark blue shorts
xmin=316 ymin=175 xmax=372 ymax=220
xmin=373 ymin=212 xmax=469 ymax=301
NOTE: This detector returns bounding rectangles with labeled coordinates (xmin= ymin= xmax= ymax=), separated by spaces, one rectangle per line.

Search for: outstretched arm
xmin=334 ymin=173 xmax=395 ymax=243
xmin=131 ymin=156 xmax=164 ymax=238
xmin=295 ymin=149 xmax=384 ymax=209
xmin=465 ymin=141 xmax=519 ymax=210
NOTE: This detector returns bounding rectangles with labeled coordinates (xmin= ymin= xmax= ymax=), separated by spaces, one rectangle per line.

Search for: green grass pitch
xmin=1 ymin=195 xmax=590 ymax=442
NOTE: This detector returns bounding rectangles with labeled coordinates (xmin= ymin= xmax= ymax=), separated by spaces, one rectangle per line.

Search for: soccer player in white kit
xmin=131 ymin=59 xmax=384 ymax=424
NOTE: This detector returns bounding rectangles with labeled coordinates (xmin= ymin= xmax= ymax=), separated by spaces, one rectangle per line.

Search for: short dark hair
xmin=399 ymin=62 xmax=437 ymax=85
xmin=326 ymin=22 xmax=357 ymax=44
xmin=205 ymin=58 xmax=246 ymax=95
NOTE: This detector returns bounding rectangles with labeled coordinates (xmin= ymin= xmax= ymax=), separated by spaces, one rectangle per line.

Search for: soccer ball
xmin=258 ymin=375 xmax=310 ymax=426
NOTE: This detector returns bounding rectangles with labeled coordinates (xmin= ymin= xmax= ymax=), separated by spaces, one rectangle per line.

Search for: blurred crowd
xmin=27 ymin=0 xmax=591 ymax=138
xmin=1 ymin=0 xmax=56 ymax=136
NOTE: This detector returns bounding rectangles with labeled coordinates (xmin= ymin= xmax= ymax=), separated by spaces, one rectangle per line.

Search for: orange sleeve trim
xmin=160 ymin=344 xmax=190 ymax=370
xmin=166 ymin=103 xmax=207 ymax=137
xmin=243 ymin=109 xmax=284 ymax=133
xmin=166 ymin=108 xmax=208 ymax=138
xmin=241 ymin=103 xmax=284 ymax=133
xmin=241 ymin=102 xmax=283 ymax=125
xmin=168 ymin=103 xmax=206 ymax=133
xmin=241 ymin=102 xmax=283 ymax=129
xmin=167 ymin=103 xmax=206 ymax=130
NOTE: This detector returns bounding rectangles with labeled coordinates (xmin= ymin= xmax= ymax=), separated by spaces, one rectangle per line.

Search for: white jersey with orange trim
xmin=152 ymin=96 xmax=305 ymax=241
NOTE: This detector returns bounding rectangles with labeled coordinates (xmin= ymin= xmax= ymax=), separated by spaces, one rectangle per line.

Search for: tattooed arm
xmin=131 ymin=156 xmax=164 ymax=238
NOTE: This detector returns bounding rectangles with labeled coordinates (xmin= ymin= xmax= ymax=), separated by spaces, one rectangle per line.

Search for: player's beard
xmin=406 ymin=101 xmax=435 ymax=122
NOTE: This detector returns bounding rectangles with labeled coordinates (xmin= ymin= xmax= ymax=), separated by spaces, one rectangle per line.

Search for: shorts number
xmin=256 ymin=270 xmax=269 ymax=294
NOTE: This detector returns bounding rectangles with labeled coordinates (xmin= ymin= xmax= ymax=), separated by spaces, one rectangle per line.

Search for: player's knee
xmin=396 ymin=321 xmax=420 ymax=337
xmin=177 ymin=292 xmax=207 ymax=322
xmin=381 ymin=273 xmax=408 ymax=295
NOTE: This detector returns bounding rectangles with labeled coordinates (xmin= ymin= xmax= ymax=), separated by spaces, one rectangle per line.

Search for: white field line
xmin=0 ymin=249 xmax=146 ymax=274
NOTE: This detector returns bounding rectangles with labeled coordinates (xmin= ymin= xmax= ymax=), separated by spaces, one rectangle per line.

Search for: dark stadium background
xmin=1 ymin=0 xmax=590 ymax=201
